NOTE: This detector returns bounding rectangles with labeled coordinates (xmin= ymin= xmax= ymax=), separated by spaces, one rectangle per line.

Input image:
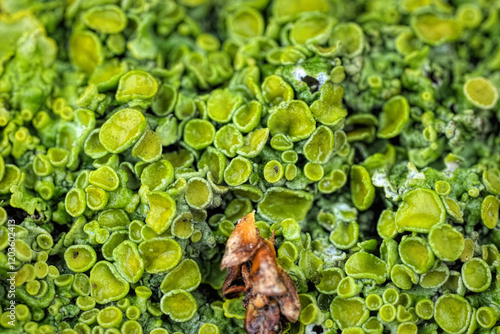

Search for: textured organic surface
xmin=1 ymin=0 xmax=500 ymax=333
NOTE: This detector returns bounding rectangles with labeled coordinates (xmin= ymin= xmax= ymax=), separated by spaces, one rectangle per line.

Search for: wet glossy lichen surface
xmin=1 ymin=0 xmax=500 ymax=334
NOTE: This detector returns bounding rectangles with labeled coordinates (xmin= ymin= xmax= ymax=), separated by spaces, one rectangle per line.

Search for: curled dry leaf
xmin=222 ymin=265 xmax=245 ymax=299
xmin=221 ymin=211 xmax=261 ymax=268
xmin=250 ymin=240 xmax=287 ymax=296
xmin=276 ymin=265 xmax=301 ymax=323
xmin=245 ymin=299 xmax=282 ymax=334
xmin=221 ymin=211 xmax=301 ymax=334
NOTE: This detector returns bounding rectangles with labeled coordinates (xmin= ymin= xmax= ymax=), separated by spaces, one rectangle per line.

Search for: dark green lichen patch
xmin=1 ymin=0 xmax=500 ymax=333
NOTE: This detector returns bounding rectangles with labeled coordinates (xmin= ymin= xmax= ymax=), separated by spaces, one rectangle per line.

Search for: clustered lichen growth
xmin=1 ymin=0 xmax=500 ymax=333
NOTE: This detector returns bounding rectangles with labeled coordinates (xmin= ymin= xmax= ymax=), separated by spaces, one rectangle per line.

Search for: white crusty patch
xmin=317 ymin=72 xmax=328 ymax=88
xmin=292 ymin=67 xmax=306 ymax=81
xmin=372 ymin=170 xmax=399 ymax=201
xmin=323 ymin=245 xmax=346 ymax=263
xmin=292 ymin=67 xmax=328 ymax=90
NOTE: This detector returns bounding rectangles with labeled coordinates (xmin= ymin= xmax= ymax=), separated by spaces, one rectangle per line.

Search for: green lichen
xmin=1 ymin=0 xmax=500 ymax=333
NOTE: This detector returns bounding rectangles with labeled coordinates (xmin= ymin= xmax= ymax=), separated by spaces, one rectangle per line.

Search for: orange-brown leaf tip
xmin=250 ymin=241 xmax=287 ymax=296
xmin=221 ymin=211 xmax=260 ymax=268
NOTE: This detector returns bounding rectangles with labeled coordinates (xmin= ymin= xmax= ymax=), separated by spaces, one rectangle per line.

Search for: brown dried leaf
xmin=221 ymin=211 xmax=261 ymax=268
xmin=250 ymin=240 xmax=287 ymax=296
xmin=245 ymin=298 xmax=282 ymax=334
xmin=276 ymin=265 xmax=301 ymax=322
xmin=223 ymin=284 xmax=247 ymax=299
xmin=223 ymin=263 xmax=252 ymax=299
xmin=221 ymin=213 xmax=301 ymax=334
xmin=222 ymin=265 xmax=243 ymax=299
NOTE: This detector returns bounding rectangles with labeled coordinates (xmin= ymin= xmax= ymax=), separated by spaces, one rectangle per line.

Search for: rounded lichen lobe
xmin=464 ymin=77 xmax=499 ymax=109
